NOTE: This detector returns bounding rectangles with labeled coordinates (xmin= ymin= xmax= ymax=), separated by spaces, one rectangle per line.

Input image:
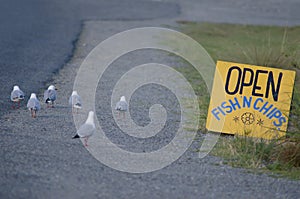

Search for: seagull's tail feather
xmin=45 ymin=98 xmax=51 ymax=103
xmin=72 ymin=134 xmax=80 ymax=139
xmin=74 ymin=103 xmax=82 ymax=109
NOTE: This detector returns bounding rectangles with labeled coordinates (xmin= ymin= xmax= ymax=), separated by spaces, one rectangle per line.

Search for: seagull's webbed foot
xmin=31 ymin=109 xmax=37 ymax=118
xmin=84 ymin=138 xmax=88 ymax=147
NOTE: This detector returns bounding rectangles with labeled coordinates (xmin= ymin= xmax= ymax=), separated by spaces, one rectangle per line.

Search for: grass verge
xmin=178 ymin=21 xmax=300 ymax=179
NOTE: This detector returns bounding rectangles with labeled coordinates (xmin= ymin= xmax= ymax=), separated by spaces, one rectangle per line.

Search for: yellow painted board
xmin=206 ymin=61 xmax=296 ymax=139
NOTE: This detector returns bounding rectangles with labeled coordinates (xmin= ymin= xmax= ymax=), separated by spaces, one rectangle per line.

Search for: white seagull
xmin=69 ymin=91 xmax=82 ymax=114
xmin=72 ymin=111 xmax=95 ymax=147
xmin=27 ymin=93 xmax=41 ymax=118
xmin=10 ymin=85 xmax=25 ymax=109
xmin=115 ymin=96 xmax=128 ymax=118
xmin=44 ymin=85 xmax=57 ymax=108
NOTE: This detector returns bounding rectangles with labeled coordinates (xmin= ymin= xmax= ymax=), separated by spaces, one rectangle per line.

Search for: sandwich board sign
xmin=206 ymin=61 xmax=296 ymax=139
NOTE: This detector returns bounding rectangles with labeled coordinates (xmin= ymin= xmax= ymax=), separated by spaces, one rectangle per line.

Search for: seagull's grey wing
xmin=68 ymin=95 xmax=72 ymax=106
xmin=27 ymin=99 xmax=40 ymax=110
xmin=11 ymin=90 xmax=24 ymax=101
xmin=11 ymin=90 xmax=18 ymax=100
xmin=69 ymin=95 xmax=81 ymax=107
xmin=77 ymin=123 xmax=95 ymax=138
xmin=48 ymin=90 xmax=57 ymax=101
xmin=43 ymin=90 xmax=49 ymax=102
xmin=115 ymin=101 xmax=128 ymax=111
xmin=36 ymin=99 xmax=41 ymax=110
xmin=73 ymin=95 xmax=82 ymax=107
xmin=27 ymin=98 xmax=34 ymax=108
xmin=18 ymin=90 xmax=24 ymax=98
xmin=44 ymin=90 xmax=56 ymax=102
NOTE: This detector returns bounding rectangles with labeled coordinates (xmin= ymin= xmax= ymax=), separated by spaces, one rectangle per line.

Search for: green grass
xmin=178 ymin=21 xmax=300 ymax=179
xmin=178 ymin=21 xmax=300 ymax=70
xmin=211 ymin=135 xmax=300 ymax=179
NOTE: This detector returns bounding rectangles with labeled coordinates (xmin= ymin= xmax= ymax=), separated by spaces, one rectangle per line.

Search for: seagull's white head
xmin=72 ymin=91 xmax=78 ymax=96
xmin=120 ymin=96 xmax=126 ymax=102
xmin=86 ymin=111 xmax=95 ymax=126
xmin=13 ymin=85 xmax=20 ymax=91
xmin=30 ymin=93 xmax=37 ymax=99
xmin=48 ymin=85 xmax=55 ymax=90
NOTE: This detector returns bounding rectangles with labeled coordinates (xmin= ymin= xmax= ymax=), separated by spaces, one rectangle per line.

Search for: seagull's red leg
xmin=17 ymin=101 xmax=20 ymax=109
xmin=33 ymin=110 xmax=36 ymax=118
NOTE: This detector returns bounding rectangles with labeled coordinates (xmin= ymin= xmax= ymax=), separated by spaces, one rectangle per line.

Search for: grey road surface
xmin=1 ymin=0 xmax=300 ymax=198
xmin=0 ymin=0 xmax=179 ymax=117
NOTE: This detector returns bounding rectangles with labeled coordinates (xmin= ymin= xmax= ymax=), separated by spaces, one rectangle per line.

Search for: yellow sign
xmin=206 ymin=61 xmax=296 ymax=139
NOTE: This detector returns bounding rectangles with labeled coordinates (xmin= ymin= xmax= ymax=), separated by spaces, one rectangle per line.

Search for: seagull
xmin=69 ymin=91 xmax=82 ymax=114
xmin=27 ymin=93 xmax=41 ymax=118
xmin=72 ymin=111 xmax=95 ymax=147
xmin=44 ymin=85 xmax=57 ymax=108
xmin=115 ymin=96 xmax=128 ymax=118
xmin=10 ymin=85 xmax=25 ymax=109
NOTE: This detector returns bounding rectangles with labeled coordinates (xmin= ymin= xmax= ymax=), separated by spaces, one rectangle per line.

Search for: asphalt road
xmin=1 ymin=0 xmax=300 ymax=198
xmin=0 ymin=0 xmax=179 ymax=117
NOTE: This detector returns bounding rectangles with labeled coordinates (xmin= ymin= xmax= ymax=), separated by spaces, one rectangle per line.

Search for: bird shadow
xmin=47 ymin=105 xmax=69 ymax=109
xmin=38 ymin=114 xmax=67 ymax=118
